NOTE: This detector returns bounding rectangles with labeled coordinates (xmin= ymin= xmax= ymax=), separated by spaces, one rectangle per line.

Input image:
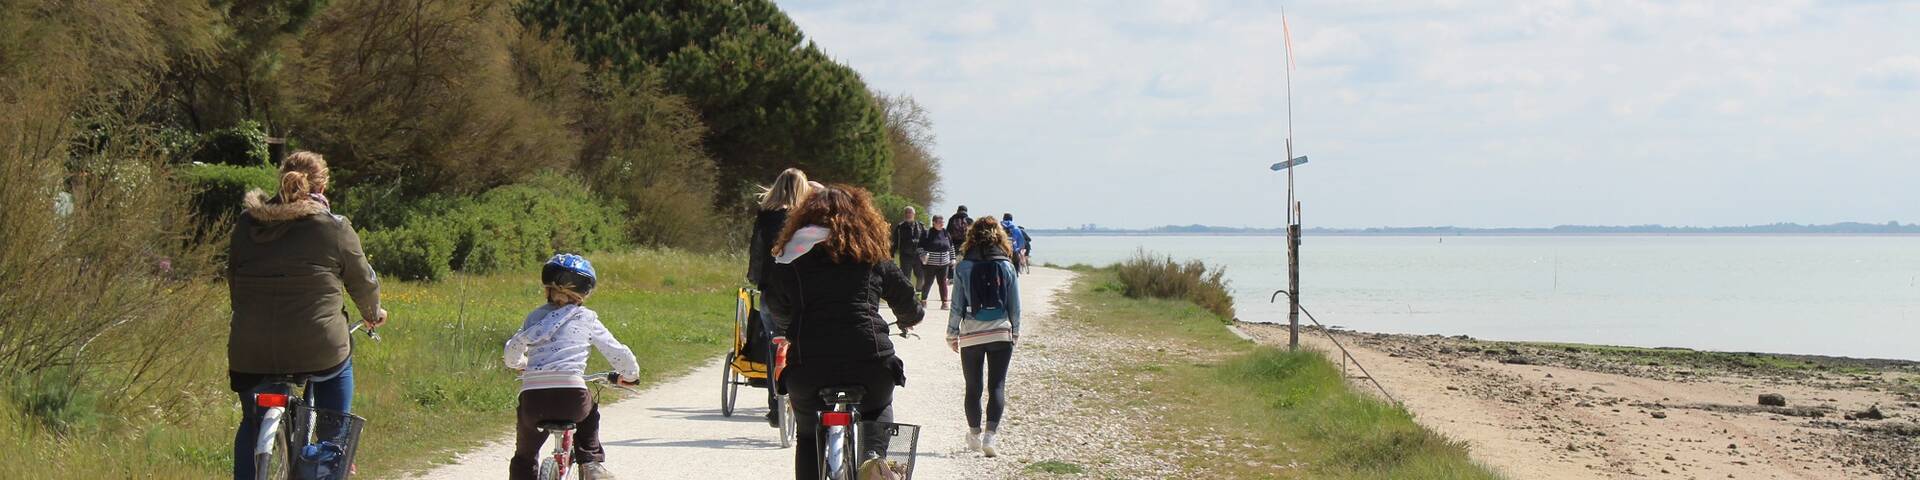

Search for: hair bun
xmin=279 ymin=171 xmax=309 ymax=200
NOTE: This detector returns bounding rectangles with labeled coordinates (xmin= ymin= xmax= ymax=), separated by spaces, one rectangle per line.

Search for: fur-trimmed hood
xmin=240 ymin=189 xmax=332 ymax=243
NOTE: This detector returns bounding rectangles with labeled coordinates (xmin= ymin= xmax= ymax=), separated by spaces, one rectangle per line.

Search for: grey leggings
xmin=960 ymin=341 xmax=1013 ymax=430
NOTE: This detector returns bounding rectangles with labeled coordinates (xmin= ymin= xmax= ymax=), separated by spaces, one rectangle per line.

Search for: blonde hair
xmin=961 ymin=216 xmax=1012 ymax=256
xmin=545 ymin=284 xmax=588 ymax=306
xmin=757 ymin=168 xmax=811 ymax=211
xmin=278 ymin=151 xmax=330 ymax=200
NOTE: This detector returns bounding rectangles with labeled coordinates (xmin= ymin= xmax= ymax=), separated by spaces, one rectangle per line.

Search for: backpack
xmin=947 ymin=215 xmax=971 ymax=242
xmin=964 ymin=258 xmax=1009 ymax=321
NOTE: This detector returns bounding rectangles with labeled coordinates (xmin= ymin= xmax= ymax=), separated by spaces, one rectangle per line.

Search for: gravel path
xmin=409 ymin=267 xmax=1074 ymax=479
xmin=947 ymin=272 xmax=1191 ymax=479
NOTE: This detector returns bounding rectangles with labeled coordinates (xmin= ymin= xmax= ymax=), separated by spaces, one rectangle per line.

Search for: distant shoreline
xmin=1031 ymin=221 xmax=1920 ymax=236
xmin=1030 ymin=231 xmax=1920 ymax=237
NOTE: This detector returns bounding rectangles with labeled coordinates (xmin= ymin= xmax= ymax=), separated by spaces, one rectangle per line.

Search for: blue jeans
xmin=232 ymin=359 xmax=353 ymax=480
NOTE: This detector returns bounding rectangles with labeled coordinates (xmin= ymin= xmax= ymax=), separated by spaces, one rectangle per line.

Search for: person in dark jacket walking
xmin=918 ymin=215 xmax=956 ymax=309
xmin=228 ymin=151 xmax=387 ymax=479
xmin=746 ymin=167 xmax=811 ymax=427
xmin=946 ymin=206 xmax=973 ymax=277
xmin=762 ymin=185 xmax=925 ymax=480
xmin=891 ymin=206 xmax=927 ymax=290
xmin=947 ymin=217 xmax=1022 ymax=458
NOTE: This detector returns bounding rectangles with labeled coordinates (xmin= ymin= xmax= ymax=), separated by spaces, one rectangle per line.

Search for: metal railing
xmin=1269 ymin=290 xmax=1400 ymax=407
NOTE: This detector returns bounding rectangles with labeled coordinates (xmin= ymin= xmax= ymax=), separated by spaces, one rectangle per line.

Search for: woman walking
xmin=761 ymin=184 xmax=924 ymax=480
xmin=946 ymin=217 xmax=1022 ymax=458
xmin=747 ymin=168 xmax=811 ymax=426
xmin=227 ymin=151 xmax=387 ymax=479
xmin=917 ymin=214 xmax=955 ymax=309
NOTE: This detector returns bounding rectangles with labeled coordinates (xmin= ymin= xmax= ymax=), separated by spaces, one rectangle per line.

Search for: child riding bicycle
xmin=503 ymin=254 xmax=641 ymax=480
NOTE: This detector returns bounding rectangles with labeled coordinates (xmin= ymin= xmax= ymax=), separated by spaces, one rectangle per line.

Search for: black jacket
xmin=891 ymin=220 xmax=926 ymax=259
xmin=918 ymin=228 xmax=952 ymax=254
xmin=947 ymin=213 xmax=972 ymax=245
xmin=746 ymin=208 xmax=788 ymax=287
xmin=763 ymin=253 xmax=925 ymax=366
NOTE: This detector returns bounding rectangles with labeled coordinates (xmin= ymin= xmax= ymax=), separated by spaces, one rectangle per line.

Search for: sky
xmin=782 ymin=0 xmax=1920 ymax=230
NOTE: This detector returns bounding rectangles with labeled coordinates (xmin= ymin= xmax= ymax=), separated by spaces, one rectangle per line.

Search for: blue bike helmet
xmin=542 ymin=253 xmax=597 ymax=295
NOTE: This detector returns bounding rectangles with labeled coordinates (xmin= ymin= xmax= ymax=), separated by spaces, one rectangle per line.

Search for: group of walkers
xmin=223 ymin=151 xmax=1028 ymax=480
xmin=894 ymin=205 xmax=1037 ymax=310
xmin=749 ymin=168 xmax=1033 ymax=479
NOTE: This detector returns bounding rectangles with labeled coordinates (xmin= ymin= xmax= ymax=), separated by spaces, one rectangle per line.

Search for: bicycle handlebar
xmin=348 ymin=323 xmax=381 ymax=341
xmin=584 ymin=371 xmax=640 ymax=392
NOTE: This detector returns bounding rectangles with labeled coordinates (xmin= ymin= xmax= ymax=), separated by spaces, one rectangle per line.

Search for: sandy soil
xmin=407 ymin=268 xmax=1073 ymax=479
xmin=1241 ymin=323 xmax=1920 ymax=480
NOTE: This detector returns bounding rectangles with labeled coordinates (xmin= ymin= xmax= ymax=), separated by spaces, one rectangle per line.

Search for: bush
xmin=189 ymin=120 xmax=271 ymax=166
xmin=362 ymin=223 xmax=457 ymax=281
xmin=357 ymin=173 xmax=627 ymax=280
xmin=1113 ymin=250 xmax=1235 ymax=321
xmin=178 ymin=163 xmax=278 ymax=222
xmin=450 ymin=173 xmax=627 ymax=273
xmin=873 ymin=193 xmax=926 ymax=224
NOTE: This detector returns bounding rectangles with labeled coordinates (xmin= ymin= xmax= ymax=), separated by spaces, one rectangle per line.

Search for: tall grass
xmin=1064 ymin=271 xmax=1500 ymax=479
xmin=1112 ymin=249 xmax=1235 ymax=321
xmin=0 ymin=249 xmax=742 ymax=478
xmin=1221 ymin=350 xmax=1491 ymax=477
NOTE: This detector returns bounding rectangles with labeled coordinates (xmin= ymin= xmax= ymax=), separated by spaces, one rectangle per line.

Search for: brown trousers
xmin=510 ymin=388 xmax=602 ymax=480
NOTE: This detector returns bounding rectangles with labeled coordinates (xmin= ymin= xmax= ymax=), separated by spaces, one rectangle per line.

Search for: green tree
xmin=515 ymin=0 xmax=894 ymax=198
xmin=578 ymin=73 xmax=724 ymax=248
xmin=876 ymin=92 xmax=942 ymax=207
xmin=163 ymin=0 xmax=326 ymax=132
xmin=281 ymin=0 xmax=578 ymax=193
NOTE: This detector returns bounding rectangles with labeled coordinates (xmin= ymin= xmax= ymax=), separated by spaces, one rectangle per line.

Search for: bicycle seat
xmin=535 ymin=421 xmax=577 ymax=432
xmin=262 ymin=373 xmax=316 ymax=385
xmin=818 ymin=386 xmax=866 ymax=405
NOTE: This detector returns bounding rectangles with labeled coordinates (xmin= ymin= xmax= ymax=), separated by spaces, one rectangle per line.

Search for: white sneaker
xmin=579 ymin=462 xmax=617 ymax=480
xmin=981 ymin=431 xmax=999 ymax=457
xmin=965 ymin=430 xmax=982 ymax=451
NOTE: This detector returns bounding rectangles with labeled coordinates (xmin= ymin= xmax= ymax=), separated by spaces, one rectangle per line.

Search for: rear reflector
xmin=255 ymin=393 xmax=290 ymax=408
xmin=821 ymin=411 xmax=852 ymax=427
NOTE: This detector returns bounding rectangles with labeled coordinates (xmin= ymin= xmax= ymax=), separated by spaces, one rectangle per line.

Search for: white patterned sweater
xmin=503 ymin=304 xmax=640 ymax=392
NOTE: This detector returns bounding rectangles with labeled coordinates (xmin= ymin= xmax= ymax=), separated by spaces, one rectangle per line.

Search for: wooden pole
xmin=1287 ymin=141 xmax=1300 ymax=351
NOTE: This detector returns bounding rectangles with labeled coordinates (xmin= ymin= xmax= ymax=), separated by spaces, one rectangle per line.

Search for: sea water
xmin=1032 ymin=235 xmax=1920 ymax=360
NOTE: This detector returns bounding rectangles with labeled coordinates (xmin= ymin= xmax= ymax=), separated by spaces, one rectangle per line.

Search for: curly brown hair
xmin=961 ymin=216 xmax=1012 ymax=256
xmin=771 ymin=184 xmax=891 ymax=264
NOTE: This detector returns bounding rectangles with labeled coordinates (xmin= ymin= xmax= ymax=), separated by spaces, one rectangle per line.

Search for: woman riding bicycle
xmin=761 ymin=184 xmax=924 ymax=480
xmin=748 ymin=168 xmax=812 ymax=426
xmin=227 ymin=151 xmax=387 ymax=480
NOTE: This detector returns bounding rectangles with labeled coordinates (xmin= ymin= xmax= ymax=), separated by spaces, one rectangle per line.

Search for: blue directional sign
xmin=1270 ymin=156 xmax=1309 ymax=171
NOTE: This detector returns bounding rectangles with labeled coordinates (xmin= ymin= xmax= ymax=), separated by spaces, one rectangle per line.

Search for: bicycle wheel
xmin=720 ymin=352 xmax=739 ymax=417
xmin=778 ymin=394 xmax=796 ymax=448
xmin=822 ymin=425 xmax=858 ymax=480
xmin=537 ymin=457 xmax=560 ymax=480
xmin=254 ymin=421 xmax=292 ymax=480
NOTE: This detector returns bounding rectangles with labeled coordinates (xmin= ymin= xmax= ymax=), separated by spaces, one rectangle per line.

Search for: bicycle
xmin=724 ymin=288 xmax=797 ymax=448
xmin=813 ymin=386 xmax=920 ymax=480
xmin=251 ymin=324 xmax=378 ymax=480
xmin=534 ymin=371 xmax=638 ymax=480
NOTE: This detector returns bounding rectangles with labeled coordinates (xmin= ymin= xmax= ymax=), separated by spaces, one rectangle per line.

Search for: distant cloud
xmin=1859 ymin=56 xmax=1920 ymax=91
xmin=784 ymin=0 xmax=1920 ymax=228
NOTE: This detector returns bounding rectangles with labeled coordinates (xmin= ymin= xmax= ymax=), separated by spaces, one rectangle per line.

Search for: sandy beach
xmin=1240 ymin=323 xmax=1920 ymax=479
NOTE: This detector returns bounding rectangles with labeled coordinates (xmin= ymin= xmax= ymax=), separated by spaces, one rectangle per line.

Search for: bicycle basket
xmin=856 ymin=422 xmax=919 ymax=480
xmin=292 ymin=405 xmax=367 ymax=480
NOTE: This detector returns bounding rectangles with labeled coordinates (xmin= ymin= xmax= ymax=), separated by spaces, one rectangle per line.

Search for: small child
xmin=503 ymin=254 xmax=639 ymax=480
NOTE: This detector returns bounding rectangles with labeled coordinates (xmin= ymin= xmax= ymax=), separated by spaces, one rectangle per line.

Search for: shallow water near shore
xmin=1034 ymin=235 xmax=1920 ymax=360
